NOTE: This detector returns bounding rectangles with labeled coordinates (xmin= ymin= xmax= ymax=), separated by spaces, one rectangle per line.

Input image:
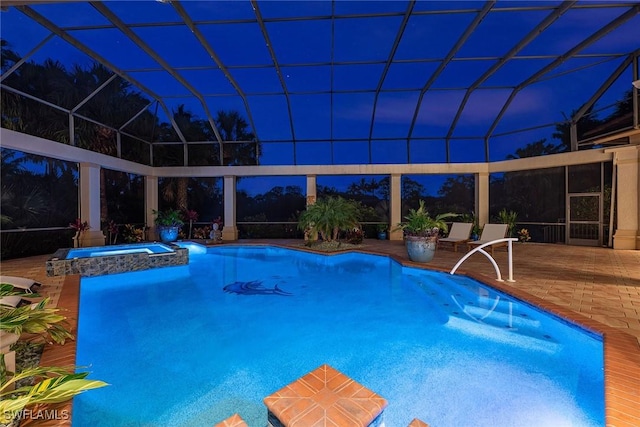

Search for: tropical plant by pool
xmin=0 ymin=284 xmax=107 ymax=424
xmin=298 ymin=196 xmax=361 ymax=242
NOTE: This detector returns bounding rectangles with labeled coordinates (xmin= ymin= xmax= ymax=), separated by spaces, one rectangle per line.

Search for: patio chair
xmin=466 ymin=223 xmax=509 ymax=256
xmin=0 ymin=295 xmax=22 ymax=307
xmin=0 ymin=275 xmax=41 ymax=293
xmin=438 ymin=222 xmax=473 ymax=252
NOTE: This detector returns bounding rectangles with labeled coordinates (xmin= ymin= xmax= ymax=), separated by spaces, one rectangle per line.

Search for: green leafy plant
xmin=396 ymin=200 xmax=457 ymax=237
xmin=0 ymin=287 xmax=74 ymax=346
xmin=152 ymin=209 xmax=184 ymax=227
xmin=0 ymin=285 xmax=107 ymax=424
xmin=497 ymin=208 xmax=518 ymax=237
xmin=0 ymin=354 xmax=108 ymax=423
xmin=376 ymin=223 xmax=389 ymax=233
xmin=297 ymin=196 xmax=361 ymax=242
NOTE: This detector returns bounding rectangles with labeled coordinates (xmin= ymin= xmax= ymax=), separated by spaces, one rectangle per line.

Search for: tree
xmin=506 ymin=139 xmax=561 ymax=160
xmin=402 ymin=176 xmax=426 ymax=201
xmin=216 ymin=110 xmax=258 ymax=166
xmin=1 ymin=45 xmax=158 ymax=224
xmin=552 ymin=106 xmax=600 ymax=151
xmin=437 ymin=175 xmax=474 ymax=214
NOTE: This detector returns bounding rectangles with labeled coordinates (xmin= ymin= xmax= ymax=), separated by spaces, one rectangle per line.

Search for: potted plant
xmin=153 ymin=209 xmax=184 ymax=243
xmin=396 ymin=200 xmax=457 ymax=263
xmin=377 ymin=224 xmax=388 ymax=240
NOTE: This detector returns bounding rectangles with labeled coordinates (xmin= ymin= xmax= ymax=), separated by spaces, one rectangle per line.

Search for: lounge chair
xmin=438 ymin=222 xmax=473 ymax=252
xmin=0 ymin=275 xmax=41 ymax=293
xmin=0 ymin=295 xmax=22 ymax=307
xmin=0 ymin=279 xmax=39 ymax=307
xmin=466 ymin=223 xmax=509 ymax=256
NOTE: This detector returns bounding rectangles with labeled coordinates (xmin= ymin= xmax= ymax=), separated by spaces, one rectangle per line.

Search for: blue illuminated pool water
xmin=65 ymin=243 xmax=174 ymax=259
xmin=74 ymin=245 xmax=604 ymax=426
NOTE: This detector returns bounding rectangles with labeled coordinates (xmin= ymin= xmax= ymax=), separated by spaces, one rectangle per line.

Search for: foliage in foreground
xmin=0 ymin=285 xmax=73 ymax=346
xmin=0 ymin=354 xmax=108 ymax=423
xmin=0 ymin=283 xmax=107 ymax=424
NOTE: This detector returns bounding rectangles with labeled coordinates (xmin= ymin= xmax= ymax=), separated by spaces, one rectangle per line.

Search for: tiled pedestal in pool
xmin=214 ymin=413 xmax=248 ymax=427
xmin=264 ymin=364 xmax=387 ymax=427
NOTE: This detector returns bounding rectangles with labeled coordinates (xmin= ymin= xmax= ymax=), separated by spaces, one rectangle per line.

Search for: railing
xmin=450 ymin=238 xmax=518 ymax=282
xmin=0 ymin=227 xmax=76 ymax=260
xmin=236 ymin=221 xmax=390 ymax=239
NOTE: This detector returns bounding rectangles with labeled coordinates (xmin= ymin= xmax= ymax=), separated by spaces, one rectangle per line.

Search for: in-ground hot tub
xmin=46 ymin=242 xmax=189 ymax=277
xmin=65 ymin=243 xmax=175 ymax=258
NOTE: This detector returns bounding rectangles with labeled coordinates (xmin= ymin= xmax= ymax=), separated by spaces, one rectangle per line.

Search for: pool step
xmin=408 ymin=273 xmax=559 ymax=352
xmin=445 ymin=314 xmax=560 ymax=353
xmin=461 ymin=303 xmax=542 ymax=330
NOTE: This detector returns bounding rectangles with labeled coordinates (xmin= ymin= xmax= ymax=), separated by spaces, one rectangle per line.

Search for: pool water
xmin=74 ymin=246 xmax=604 ymax=426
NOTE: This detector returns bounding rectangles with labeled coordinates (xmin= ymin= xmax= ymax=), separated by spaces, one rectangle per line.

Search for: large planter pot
xmin=405 ymin=235 xmax=438 ymax=263
xmin=158 ymin=226 xmax=180 ymax=243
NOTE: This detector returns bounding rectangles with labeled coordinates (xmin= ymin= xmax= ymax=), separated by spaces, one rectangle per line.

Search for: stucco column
xmin=145 ymin=175 xmax=159 ymax=240
xmin=222 ymin=175 xmax=238 ymax=241
xmin=389 ymin=173 xmax=403 ymax=240
xmin=78 ymin=162 xmax=105 ymax=246
xmin=475 ymin=172 xmax=490 ymax=228
xmin=306 ymin=175 xmax=317 ymax=206
xmin=610 ymin=145 xmax=639 ymax=249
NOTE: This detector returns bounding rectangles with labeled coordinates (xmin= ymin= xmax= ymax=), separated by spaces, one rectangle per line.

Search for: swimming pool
xmin=74 ymin=245 xmax=604 ymax=426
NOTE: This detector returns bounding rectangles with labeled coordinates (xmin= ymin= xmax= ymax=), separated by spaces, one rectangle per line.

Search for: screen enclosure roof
xmin=1 ymin=1 xmax=639 ymax=164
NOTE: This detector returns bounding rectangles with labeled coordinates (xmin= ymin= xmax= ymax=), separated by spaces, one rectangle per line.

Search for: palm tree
xmin=158 ymin=108 xmax=257 ymax=211
xmin=158 ymin=105 xmax=212 ymax=210
xmin=297 ymin=196 xmax=361 ymax=242
xmin=216 ymin=110 xmax=258 ymax=166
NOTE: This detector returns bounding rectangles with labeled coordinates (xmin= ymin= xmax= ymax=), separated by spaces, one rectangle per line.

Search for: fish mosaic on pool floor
xmin=223 ymin=280 xmax=292 ymax=296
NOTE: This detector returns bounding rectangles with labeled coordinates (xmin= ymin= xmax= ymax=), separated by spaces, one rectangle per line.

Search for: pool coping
xmin=37 ymin=242 xmax=640 ymax=427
